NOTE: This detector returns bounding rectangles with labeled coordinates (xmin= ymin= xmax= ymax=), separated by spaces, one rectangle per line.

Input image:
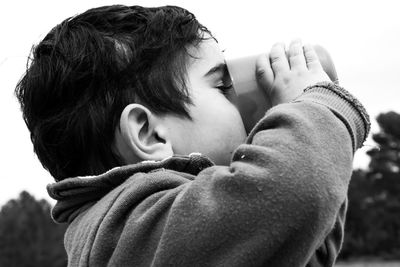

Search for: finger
xmin=288 ymin=39 xmax=307 ymax=70
xmin=269 ymin=42 xmax=290 ymax=74
xmin=303 ymin=44 xmax=323 ymax=70
xmin=256 ymin=53 xmax=274 ymax=93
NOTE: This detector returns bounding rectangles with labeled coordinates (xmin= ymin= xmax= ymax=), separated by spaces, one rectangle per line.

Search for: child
xmin=15 ymin=5 xmax=370 ymax=267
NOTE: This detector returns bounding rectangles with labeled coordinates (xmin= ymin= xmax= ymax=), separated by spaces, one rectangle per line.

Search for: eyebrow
xmin=203 ymin=62 xmax=228 ymax=78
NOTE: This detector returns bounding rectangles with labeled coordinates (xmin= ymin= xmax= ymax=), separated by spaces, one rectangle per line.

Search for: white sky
xmin=1 ymin=0 xmax=399 ymax=205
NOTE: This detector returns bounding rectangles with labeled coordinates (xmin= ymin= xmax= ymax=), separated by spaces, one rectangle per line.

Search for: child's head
xmin=16 ymin=5 xmax=246 ymax=181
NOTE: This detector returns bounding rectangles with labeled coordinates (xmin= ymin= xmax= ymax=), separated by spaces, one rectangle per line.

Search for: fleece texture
xmin=48 ymin=82 xmax=370 ymax=267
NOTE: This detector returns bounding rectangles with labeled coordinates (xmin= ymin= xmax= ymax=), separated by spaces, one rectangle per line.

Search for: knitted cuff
xmin=295 ymin=81 xmax=370 ymax=152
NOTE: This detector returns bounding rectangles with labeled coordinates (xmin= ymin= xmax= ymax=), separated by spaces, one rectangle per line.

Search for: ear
xmin=115 ymin=104 xmax=173 ymax=163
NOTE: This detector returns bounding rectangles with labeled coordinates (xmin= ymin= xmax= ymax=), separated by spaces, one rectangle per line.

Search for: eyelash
xmin=216 ymin=83 xmax=233 ymax=95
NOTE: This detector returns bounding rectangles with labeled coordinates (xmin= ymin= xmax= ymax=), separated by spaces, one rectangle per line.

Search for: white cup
xmin=226 ymin=45 xmax=338 ymax=133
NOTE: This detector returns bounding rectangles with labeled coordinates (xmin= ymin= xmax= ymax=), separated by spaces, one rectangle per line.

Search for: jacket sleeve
xmin=72 ymin=82 xmax=369 ymax=267
xmin=147 ymin=82 xmax=370 ymax=267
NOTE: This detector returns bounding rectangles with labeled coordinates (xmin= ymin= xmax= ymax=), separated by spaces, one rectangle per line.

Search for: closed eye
xmin=216 ymin=83 xmax=233 ymax=95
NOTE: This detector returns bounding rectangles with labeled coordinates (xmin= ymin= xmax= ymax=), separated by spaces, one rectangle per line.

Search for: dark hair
xmin=15 ymin=5 xmax=212 ymax=181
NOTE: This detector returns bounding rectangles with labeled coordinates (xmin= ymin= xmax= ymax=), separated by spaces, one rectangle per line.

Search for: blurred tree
xmin=0 ymin=191 xmax=67 ymax=267
xmin=365 ymin=112 xmax=400 ymax=258
xmin=340 ymin=169 xmax=370 ymax=258
xmin=368 ymin=111 xmax=400 ymax=174
xmin=340 ymin=111 xmax=400 ymax=260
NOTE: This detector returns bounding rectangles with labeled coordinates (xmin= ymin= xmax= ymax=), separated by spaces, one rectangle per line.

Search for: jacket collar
xmin=47 ymin=154 xmax=214 ymax=223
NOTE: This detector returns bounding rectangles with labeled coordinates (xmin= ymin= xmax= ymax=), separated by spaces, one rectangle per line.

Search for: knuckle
xmin=289 ymin=54 xmax=303 ymax=63
xmin=270 ymin=55 xmax=281 ymax=64
xmin=304 ymin=51 xmax=317 ymax=62
xmin=282 ymin=76 xmax=291 ymax=85
xmin=275 ymin=72 xmax=291 ymax=85
xmin=256 ymin=67 xmax=266 ymax=80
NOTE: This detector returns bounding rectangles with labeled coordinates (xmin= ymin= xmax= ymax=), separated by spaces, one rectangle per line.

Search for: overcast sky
xmin=1 ymin=0 xmax=399 ymax=205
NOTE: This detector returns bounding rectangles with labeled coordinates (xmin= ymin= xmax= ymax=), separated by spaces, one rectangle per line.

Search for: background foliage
xmin=0 ymin=191 xmax=67 ymax=267
xmin=340 ymin=111 xmax=400 ymax=260
xmin=1 ymin=112 xmax=399 ymax=265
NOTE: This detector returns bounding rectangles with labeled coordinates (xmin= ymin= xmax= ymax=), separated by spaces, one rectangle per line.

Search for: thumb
xmin=256 ymin=54 xmax=274 ymax=95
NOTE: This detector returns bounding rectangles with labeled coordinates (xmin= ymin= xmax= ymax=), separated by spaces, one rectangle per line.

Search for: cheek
xmin=170 ymin=90 xmax=246 ymax=158
xmin=204 ymin=103 xmax=247 ymax=165
xmin=218 ymin=99 xmax=245 ymax=128
xmin=202 ymin=98 xmax=246 ymax=142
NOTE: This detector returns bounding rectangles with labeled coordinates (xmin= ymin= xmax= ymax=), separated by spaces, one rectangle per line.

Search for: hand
xmin=256 ymin=40 xmax=331 ymax=107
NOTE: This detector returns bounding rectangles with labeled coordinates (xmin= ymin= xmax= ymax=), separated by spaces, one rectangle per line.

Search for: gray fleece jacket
xmin=48 ymin=82 xmax=370 ymax=267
